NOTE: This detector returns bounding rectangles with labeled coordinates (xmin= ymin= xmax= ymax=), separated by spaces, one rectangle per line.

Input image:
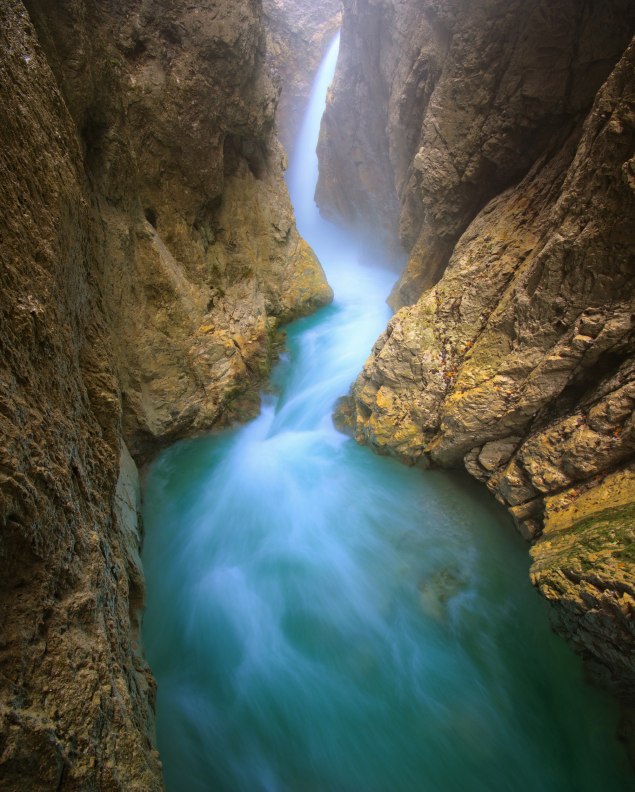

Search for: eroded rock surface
xmin=318 ymin=0 xmax=635 ymax=303
xmin=24 ymin=0 xmax=332 ymax=460
xmin=0 ymin=0 xmax=331 ymax=788
xmin=323 ymin=0 xmax=635 ymax=754
xmin=531 ymin=466 xmax=635 ymax=712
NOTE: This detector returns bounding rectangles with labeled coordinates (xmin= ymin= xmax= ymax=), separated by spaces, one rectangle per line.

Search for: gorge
xmin=142 ymin=33 xmax=633 ymax=791
xmin=0 ymin=0 xmax=633 ymax=790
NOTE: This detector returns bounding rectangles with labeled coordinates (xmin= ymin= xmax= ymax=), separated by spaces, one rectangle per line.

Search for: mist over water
xmin=141 ymin=35 xmax=632 ymax=792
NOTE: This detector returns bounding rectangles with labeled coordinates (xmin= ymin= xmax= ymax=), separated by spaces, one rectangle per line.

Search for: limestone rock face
xmin=317 ymin=0 xmax=635 ymax=302
xmin=22 ymin=0 xmax=332 ymax=461
xmin=0 ymin=5 xmax=160 ymax=788
xmin=324 ymin=0 xmax=635 ymax=743
xmin=264 ymin=0 xmax=342 ymax=155
xmin=0 ymin=0 xmax=331 ymax=788
xmin=530 ymin=466 xmax=635 ymax=710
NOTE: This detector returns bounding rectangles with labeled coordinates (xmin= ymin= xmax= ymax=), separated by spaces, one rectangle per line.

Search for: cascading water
xmin=141 ymin=35 xmax=632 ymax=792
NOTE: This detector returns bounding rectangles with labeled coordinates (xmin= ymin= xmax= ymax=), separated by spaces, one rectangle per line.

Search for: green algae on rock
xmin=532 ymin=466 xmax=635 ymax=729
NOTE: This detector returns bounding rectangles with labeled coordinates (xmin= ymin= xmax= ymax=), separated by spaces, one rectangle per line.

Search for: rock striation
xmin=0 ymin=0 xmax=331 ymax=788
xmin=321 ymin=0 xmax=635 ymax=758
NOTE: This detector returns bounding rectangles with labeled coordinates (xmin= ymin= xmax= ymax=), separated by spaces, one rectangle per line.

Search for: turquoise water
xmin=141 ymin=35 xmax=632 ymax=792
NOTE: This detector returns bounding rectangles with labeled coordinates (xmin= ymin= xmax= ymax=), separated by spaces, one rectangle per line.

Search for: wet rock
xmin=531 ymin=465 xmax=635 ymax=758
xmin=418 ymin=565 xmax=467 ymax=621
xmin=478 ymin=438 xmax=522 ymax=473
xmin=24 ymin=0 xmax=333 ymax=460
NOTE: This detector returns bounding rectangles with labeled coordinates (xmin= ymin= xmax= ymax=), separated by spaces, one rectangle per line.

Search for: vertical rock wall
xmin=24 ymin=0 xmax=333 ymax=460
xmin=320 ymin=0 xmax=635 ymax=759
xmin=0 ymin=4 xmax=161 ymax=787
xmin=0 ymin=0 xmax=332 ymax=788
xmin=318 ymin=0 xmax=635 ymax=304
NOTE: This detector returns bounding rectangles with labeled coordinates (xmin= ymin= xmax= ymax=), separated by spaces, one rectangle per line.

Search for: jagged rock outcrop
xmin=24 ymin=0 xmax=332 ymax=461
xmin=322 ymin=0 xmax=635 ymax=758
xmin=318 ymin=0 xmax=635 ymax=304
xmin=0 ymin=0 xmax=331 ymax=788
xmin=264 ymin=0 xmax=342 ymax=155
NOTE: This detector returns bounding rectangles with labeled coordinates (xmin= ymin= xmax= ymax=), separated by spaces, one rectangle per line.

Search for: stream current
xmin=141 ymin=36 xmax=632 ymax=792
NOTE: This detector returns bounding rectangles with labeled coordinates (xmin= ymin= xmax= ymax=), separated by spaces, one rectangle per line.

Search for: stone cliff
xmin=25 ymin=0 xmax=333 ymax=461
xmin=0 ymin=0 xmax=331 ymax=788
xmin=318 ymin=0 xmax=634 ymax=302
xmin=320 ymin=0 xmax=635 ymax=758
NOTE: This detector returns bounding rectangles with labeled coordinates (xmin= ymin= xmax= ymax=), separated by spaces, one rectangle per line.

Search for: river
xmin=141 ymin=35 xmax=632 ymax=792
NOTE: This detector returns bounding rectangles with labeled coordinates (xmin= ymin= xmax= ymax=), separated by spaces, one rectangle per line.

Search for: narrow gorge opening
xmin=140 ymin=36 xmax=633 ymax=792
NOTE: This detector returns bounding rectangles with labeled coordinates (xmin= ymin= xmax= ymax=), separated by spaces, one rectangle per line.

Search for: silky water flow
xmin=141 ymin=35 xmax=633 ymax=792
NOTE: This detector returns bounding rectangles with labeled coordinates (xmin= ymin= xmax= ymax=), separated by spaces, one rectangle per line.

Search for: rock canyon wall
xmin=0 ymin=0 xmax=332 ymax=788
xmin=320 ymin=0 xmax=635 ymax=752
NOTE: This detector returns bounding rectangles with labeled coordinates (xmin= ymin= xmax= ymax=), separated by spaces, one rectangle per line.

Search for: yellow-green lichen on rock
xmin=531 ymin=466 xmax=635 ymax=759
